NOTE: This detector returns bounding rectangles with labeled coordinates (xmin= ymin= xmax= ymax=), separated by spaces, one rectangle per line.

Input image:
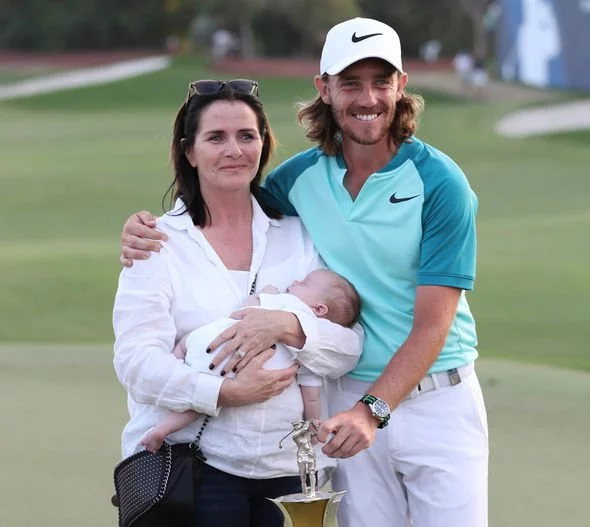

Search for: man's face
xmin=315 ymin=58 xmax=408 ymax=147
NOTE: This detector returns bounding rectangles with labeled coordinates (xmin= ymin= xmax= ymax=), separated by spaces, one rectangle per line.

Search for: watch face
xmin=372 ymin=399 xmax=390 ymax=418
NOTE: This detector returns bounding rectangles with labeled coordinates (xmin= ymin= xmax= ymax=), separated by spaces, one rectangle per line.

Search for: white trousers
xmin=326 ymin=368 xmax=488 ymax=527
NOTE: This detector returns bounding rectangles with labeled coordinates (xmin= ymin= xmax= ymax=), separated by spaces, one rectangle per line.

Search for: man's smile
xmin=352 ymin=113 xmax=381 ymax=121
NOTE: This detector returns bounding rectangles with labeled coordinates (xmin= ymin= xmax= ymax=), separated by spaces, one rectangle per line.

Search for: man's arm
xmin=119 ymin=154 xmax=299 ymax=268
xmin=119 ymin=149 xmax=315 ymax=267
xmin=316 ymin=285 xmax=462 ymax=458
xmin=120 ymin=211 xmax=167 ymax=267
xmin=366 ymin=286 xmax=462 ymax=408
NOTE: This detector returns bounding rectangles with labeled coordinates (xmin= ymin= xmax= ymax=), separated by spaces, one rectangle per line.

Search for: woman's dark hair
xmin=297 ymin=71 xmax=425 ymax=156
xmin=166 ymin=88 xmax=279 ymax=227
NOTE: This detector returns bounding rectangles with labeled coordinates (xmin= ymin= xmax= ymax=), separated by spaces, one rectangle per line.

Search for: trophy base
xmin=275 ymin=490 xmax=341 ymax=503
xmin=269 ymin=490 xmax=345 ymax=526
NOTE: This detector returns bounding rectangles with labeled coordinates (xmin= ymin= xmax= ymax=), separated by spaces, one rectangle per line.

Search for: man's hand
xmin=218 ymin=348 xmax=299 ymax=407
xmin=315 ymin=403 xmax=379 ymax=458
xmin=120 ymin=211 xmax=167 ymax=268
xmin=207 ymin=309 xmax=302 ymax=375
xmin=310 ymin=419 xmax=321 ymax=445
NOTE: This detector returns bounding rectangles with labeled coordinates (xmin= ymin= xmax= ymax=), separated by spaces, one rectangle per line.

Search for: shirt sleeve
xmin=259 ymin=167 xmax=299 ymax=216
xmin=260 ymin=148 xmax=323 ymax=216
xmin=283 ymin=228 xmax=364 ymax=378
xmin=418 ymin=162 xmax=478 ymax=290
xmin=296 ymin=365 xmax=324 ymax=387
xmin=112 ymin=248 xmax=223 ymax=416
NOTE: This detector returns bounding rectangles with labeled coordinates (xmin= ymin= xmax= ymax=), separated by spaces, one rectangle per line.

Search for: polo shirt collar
xmin=335 ymin=136 xmax=422 ymax=174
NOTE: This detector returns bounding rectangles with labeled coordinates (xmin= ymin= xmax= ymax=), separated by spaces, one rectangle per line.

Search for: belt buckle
xmin=407 ymin=385 xmax=420 ymax=400
xmin=448 ymin=368 xmax=462 ymax=386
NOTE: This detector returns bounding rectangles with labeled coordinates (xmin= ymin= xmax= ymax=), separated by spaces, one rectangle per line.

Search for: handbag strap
xmin=188 ymin=272 xmax=258 ymax=461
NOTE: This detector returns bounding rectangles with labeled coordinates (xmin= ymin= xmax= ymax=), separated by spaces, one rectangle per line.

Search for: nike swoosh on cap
xmin=351 ymin=32 xmax=383 ymax=43
xmin=389 ymin=193 xmax=420 ymax=204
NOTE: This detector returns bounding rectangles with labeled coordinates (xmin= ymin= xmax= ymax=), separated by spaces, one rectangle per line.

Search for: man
xmin=120 ymin=18 xmax=488 ymax=527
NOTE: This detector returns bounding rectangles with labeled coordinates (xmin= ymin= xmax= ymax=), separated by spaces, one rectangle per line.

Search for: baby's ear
xmin=312 ymin=304 xmax=328 ymax=317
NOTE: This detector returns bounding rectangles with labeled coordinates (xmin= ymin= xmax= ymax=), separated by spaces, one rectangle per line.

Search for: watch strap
xmin=359 ymin=394 xmax=390 ymax=429
xmin=360 ymin=394 xmax=377 ymax=405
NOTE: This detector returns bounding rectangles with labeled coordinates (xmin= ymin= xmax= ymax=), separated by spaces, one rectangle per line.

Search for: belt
xmin=405 ymin=363 xmax=474 ymax=400
xmin=336 ymin=363 xmax=475 ymax=400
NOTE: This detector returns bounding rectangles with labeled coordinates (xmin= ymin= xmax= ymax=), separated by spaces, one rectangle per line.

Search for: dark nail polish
xmin=206 ymin=348 xmax=211 ymax=354
xmin=232 ymin=367 xmax=237 ymax=373
xmin=220 ymin=370 xmax=226 ymax=377
xmin=271 ymin=344 xmax=277 ymax=349
xmin=208 ymin=364 xmax=214 ymax=370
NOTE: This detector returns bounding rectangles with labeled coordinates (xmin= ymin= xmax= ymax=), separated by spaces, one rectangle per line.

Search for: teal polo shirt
xmin=262 ymin=137 xmax=478 ymax=381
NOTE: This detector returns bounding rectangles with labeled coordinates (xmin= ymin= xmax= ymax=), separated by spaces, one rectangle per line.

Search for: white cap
xmin=320 ymin=18 xmax=403 ymax=75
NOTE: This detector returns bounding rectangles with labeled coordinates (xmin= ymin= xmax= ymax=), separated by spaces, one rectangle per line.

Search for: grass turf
xmin=1 ymin=346 xmax=588 ymax=527
xmin=0 ymin=56 xmax=589 ymax=526
xmin=1 ymin=56 xmax=588 ymax=371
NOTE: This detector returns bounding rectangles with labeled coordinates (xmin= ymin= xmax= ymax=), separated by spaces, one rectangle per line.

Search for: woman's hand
xmin=218 ymin=348 xmax=299 ymax=407
xmin=207 ymin=308 xmax=305 ymax=375
xmin=120 ymin=211 xmax=167 ymax=267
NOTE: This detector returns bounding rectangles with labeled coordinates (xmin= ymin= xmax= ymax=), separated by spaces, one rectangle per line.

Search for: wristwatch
xmin=359 ymin=394 xmax=391 ymax=429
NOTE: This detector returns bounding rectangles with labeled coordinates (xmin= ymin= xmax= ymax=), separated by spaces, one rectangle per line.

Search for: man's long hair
xmin=297 ymin=74 xmax=425 ymax=156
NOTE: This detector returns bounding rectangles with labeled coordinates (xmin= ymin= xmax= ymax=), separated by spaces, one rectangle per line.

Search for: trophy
xmin=269 ymin=420 xmax=346 ymax=527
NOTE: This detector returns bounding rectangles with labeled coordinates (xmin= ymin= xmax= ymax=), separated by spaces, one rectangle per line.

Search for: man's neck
xmin=341 ymin=138 xmax=399 ymax=199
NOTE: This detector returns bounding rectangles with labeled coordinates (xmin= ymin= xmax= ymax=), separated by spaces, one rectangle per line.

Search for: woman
xmin=113 ymin=79 xmax=362 ymax=526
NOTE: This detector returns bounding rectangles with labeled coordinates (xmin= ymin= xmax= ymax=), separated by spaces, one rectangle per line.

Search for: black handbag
xmin=113 ymin=419 xmax=209 ymax=527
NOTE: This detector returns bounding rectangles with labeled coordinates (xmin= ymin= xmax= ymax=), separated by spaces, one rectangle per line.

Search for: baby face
xmin=286 ymin=269 xmax=334 ymax=308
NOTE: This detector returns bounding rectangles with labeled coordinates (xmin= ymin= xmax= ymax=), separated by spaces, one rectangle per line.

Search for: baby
xmin=141 ymin=268 xmax=360 ymax=452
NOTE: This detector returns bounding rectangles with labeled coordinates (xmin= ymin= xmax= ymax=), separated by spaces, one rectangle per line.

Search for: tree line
xmin=0 ymin=0 xmax=492 ymax=58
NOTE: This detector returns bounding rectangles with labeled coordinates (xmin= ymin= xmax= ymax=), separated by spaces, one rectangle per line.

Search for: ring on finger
xmin=236 ymin=349 xmax=246 ymax=359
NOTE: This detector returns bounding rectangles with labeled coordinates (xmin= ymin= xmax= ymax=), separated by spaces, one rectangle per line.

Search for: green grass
xmin=1 ymin=56 xmax=590 ymax=526
xmin=3 ymin=56 xmax=588 ymax=372
xmin=1 ymin=346 xmax=589 ymax=527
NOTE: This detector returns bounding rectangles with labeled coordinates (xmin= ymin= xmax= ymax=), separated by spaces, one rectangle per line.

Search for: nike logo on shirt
xmin=389 ymin=193 xmax=420 ymax=204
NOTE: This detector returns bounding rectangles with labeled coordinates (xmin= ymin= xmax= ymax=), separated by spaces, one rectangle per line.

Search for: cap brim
xmin=324 ymin=52 xmax=403 ymax=75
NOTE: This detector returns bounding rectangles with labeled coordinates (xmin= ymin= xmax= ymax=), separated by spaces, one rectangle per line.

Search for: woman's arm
xmin=114 ymin=249 xmax=298 ymax=413
xmin=206 ymin=302 xmax=363 ymax=379
xmin=113 ymin=250 xmax=222 ymax=415
xmin=206 ymin=236 xmax=364 ymax=378
xmin=217 ymin=348 xmax=299 ymax=407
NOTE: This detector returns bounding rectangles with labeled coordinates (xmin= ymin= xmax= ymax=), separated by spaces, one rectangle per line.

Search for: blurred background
xmin=0 ymin=0 xmax=589 ymax=526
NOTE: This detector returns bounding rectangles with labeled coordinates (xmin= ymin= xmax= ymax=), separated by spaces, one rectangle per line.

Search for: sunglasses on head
xmin=185 ymin=79 xmax=259 ymax=104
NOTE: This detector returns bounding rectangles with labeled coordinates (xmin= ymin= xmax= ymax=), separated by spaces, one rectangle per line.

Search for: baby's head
xmin=286 ymin=269 xmax=360 ymax=327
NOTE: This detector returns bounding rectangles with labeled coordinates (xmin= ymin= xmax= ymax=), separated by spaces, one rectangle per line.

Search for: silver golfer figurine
xmin=279 ymin=419 xmax=320 ymax=498
xmin=272 ymin=419 xmax=346 ymax=525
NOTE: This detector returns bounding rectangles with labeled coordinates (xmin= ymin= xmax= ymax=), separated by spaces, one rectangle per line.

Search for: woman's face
xmin=186 ymin=100 xmax=263 ymax=194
